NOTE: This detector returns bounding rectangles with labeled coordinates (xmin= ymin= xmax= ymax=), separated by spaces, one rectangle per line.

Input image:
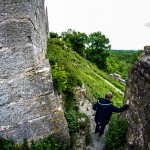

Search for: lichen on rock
xmin=124 ymin=46 xmax=150 ymax=149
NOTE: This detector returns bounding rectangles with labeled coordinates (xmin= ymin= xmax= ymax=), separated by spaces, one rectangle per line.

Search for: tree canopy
xmin=86 ymin=32 xmax=111 ymax=69
xmin=61 ymin=29 xmax=88 ymax=56
xmin=59 ymin=29 xmax=111 ymax=70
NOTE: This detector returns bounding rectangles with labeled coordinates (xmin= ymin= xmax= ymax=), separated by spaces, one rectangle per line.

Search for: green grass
xmin=87 ymin=62 xmax=125 ymax=92
xmin=47 ymin=42 xmax=124 ymax=107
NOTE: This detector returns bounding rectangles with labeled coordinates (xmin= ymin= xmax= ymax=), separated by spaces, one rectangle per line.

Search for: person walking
xmin=92 ymin=92 xmax=129 ymax=136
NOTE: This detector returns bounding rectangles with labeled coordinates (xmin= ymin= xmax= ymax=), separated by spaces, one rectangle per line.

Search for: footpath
xmin=87 ymin=65 xmax=124 ymax=95
xmin=77 ymin=66 xmax=124 ymax=149
xmin=79 ymin=99 xmax=105 ymax=150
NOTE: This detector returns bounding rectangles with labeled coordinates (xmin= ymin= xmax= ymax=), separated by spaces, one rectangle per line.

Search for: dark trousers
xmin=95 ymin=122 xmax=106 ymax=135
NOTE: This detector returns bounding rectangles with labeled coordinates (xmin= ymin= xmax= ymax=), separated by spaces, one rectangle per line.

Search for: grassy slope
xmin=47 ymin=46 xmax=125 ymax=107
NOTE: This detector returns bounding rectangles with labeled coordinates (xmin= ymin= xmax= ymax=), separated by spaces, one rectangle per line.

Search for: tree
xmin=86 ymin=32 xmax=111 ymax=70
xmin=50 ymin=32 xmax=59 ymax=38
xmin=61 ymin=29 xmax=88 ymax=56
xmin=130 ymin=50 xmax=143 ymax=64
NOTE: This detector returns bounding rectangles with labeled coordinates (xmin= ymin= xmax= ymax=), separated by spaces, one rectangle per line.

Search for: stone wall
xmin=109 ymin=73 xmax=126 ymax=85
xmin=0 ymin=0 xmax=70 ymax=144
xmin=124 ymin=46 xmax=150 ymax=149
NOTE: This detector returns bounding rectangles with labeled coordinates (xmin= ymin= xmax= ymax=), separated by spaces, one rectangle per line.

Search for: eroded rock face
xmin=0 ymin=0 xmax=70 ymax=144
xmin=124 ymin=46 xmax=150 ymax=150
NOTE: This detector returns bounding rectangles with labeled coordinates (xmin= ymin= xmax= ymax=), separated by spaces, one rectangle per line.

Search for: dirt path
xmin=79 ymin=99 xmax=106 ymax=150
xmin=87 ymin=66 xmax=124 ymax=95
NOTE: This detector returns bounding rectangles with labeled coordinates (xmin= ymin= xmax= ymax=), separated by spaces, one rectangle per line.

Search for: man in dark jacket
xmin=92 ymin=92 xmax=129 ymax=136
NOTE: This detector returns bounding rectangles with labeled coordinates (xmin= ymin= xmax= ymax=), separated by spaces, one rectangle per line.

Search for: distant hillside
xmin=107 ymin=49 xmax=143 ymax=79
xmin=111 ymin=49 xmax=138 ymax=52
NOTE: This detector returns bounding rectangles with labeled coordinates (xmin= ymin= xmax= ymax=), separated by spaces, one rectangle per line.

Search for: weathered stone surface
xmin=0 ymin=0 xmax=70 ymax=144
xmin=124 ymin=46 xmax=150 ymax=149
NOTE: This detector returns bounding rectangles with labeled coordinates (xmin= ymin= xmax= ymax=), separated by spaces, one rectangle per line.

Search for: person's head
xmin=105 ymin=92 xmax=113 ymax=101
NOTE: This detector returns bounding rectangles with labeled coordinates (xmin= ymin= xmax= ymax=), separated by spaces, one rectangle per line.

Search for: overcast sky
xmin=45 ymin=0 xmax=150 ymax=50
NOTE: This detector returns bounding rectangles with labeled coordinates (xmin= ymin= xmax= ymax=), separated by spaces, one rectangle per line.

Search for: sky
xmin=45 ymin=0 xmax=150 ymax=50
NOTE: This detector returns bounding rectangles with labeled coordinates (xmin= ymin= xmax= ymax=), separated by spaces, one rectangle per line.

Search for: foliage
xmin=64 ymin=111 xmax=91 ymax=148
xmin=30 ymin=135 xmax=67 ymax=150
xmin=130 ymin=50 xmax=143 ymax=64
xmin=64 ymin=111 xmax=80 ymax=133
xmin=50 ymin=32 xmax=60 ymax=39
xmin=0 ymin=137 xmax=15 ymax=150
xmin=104 ymin=114 xmax=128 ymax=150
xmin=60 ymin=29 xmax=111 ymax=70
xmin=106 ymin=50 xmax=142 ymax=79
xmin=46 ymin=34 xmax=124 ymax=105
xmin=64 ymin=111 xmax=90 ymax=134
xmin=51 ymin=63 xmax=67 ymax=93
xmin=61 ymin=29 xmax=88 ymax=56
xmin=87 ymin=62 xmax=125 ymax=92
xmin=77 ymin=112 xmax=90 ymax=130
xmin=0 ymin=135 xmax=67 ymax=150
xmin=48 ymin=32 xmax=142 ymax=80
xmin=86 ymin=31 xmax=111 ymax=70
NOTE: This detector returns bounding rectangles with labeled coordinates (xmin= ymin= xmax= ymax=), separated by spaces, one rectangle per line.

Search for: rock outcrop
xmin=0 ymin=0 xmax=70 ymax=144
xmin=124 ymin=46 xmax=150 ymax=149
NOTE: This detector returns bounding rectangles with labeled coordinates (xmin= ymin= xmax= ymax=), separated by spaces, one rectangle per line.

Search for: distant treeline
xmin=107 ymin=49 xmax=143 ymax=79
xmin=110 ymin=49 xmax=139 ymax=52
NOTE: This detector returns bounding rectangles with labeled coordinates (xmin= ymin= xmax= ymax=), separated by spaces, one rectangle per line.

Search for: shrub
xmin=0 ymin=135 xmax=67 ymax=150
xmin=64 ymin=111 xmax=80 ymax=133
xmin=51 ymin=63 xmax=67 ymax=93
xmin=0 ymin=137 xmax=15 ymax=150
xmin=104 ymin=114 xmax=128 ymax=150
xmin=77 ymin=112 xmax=90 ymax=130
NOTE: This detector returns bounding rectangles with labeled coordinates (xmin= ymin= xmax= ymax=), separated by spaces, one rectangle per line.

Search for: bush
xmin=0 ymin=137 xmax=15 ymax=150
xmin=64 ymin=111 xmax=80 ymax=133
xmin=51 ymin=63 xmax=67 ymax=93
xmin=77 ymin=112 xmax=90 ymax=130
xmin=104 ymin=114 xmax=128 ymax=150
xmin=0 ymin=135 xmax=67 ymax=150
